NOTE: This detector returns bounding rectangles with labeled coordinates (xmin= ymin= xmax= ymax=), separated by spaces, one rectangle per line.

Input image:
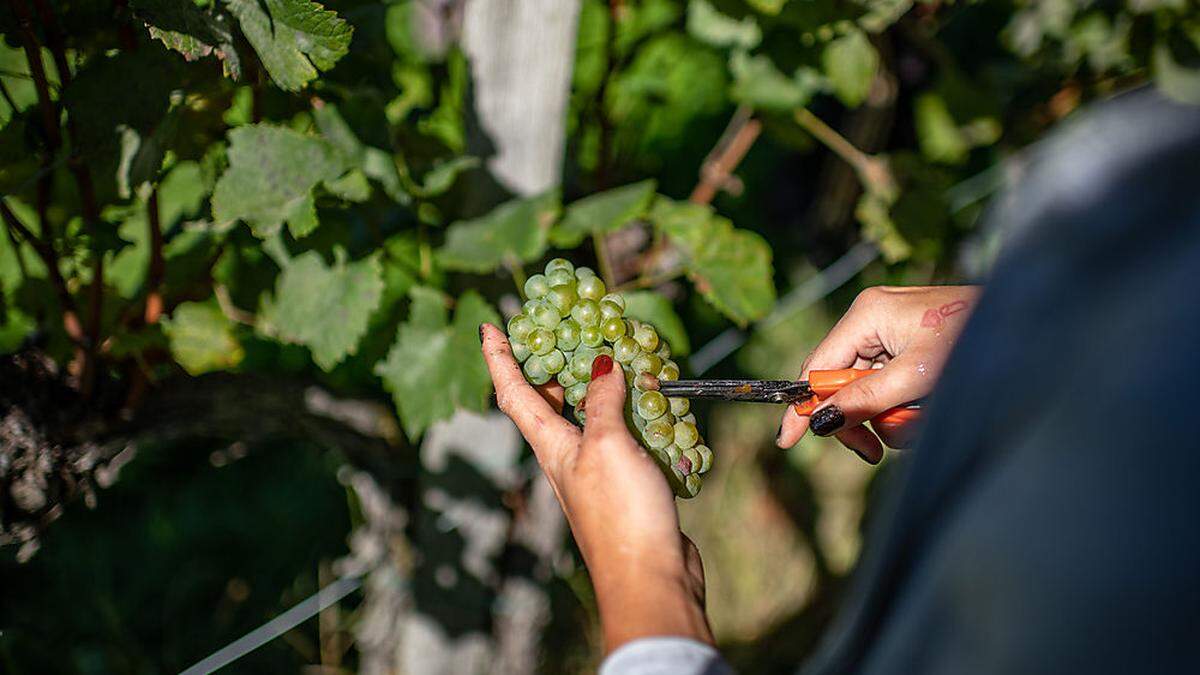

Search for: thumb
xmin=581 ymin=354 xmax=629 ymax=444
xmin=807 ymin=363 xmax=921 ymax=439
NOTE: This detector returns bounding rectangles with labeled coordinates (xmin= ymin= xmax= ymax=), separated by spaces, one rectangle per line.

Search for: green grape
xmin=633 ymin=324 xmax=659 ymax=352
xmin=523 ymin=355 xmax=551 ymax=385
xmin=565 ymin=382 xmax=588 ymax=407
xmin=673 ymin=421 xmax=698 ymax=449
xmin=557 ymin=367 xmax=579 ymax=388
xmin=643 ymin=418 xmax=674 ymax=448
xmin=658 ymin=360 xmax=680 ymax=381
xmin=580 ymin=325 xmax=604 ymax=347
xmin=578 ymin=275 xmax=606 ymax=301
xmin=600 ymin=316 xmax=626 ymax=341
xmin=570 ymin=349 xmax=597 ymax=379
xmin=502 ymin=258 xmax=713 ymax=500
xmin=528 ymin=328 xmax=556 ymax=355
xmin=669 ymin=396 xmax=689 ymax=416
xmin=613 ymin=336 xmax=639 ymax=363
xmin=546 ymin=284 xmax=578 ymax=316
xmin=555 ymin=319 xmax=581 ymax=351
xmin=524 ymin=274 xmax=550 ymax=299
xmin=600 ymin=293 xmax=625 ymax=313
xmin=571 ymin=299 xmax=600 ymax=327
xmin=512 ymin=340 xmax=532 ymax=363
xmin=636 ymin=390 xmax=668 ymax=419
xmin=542 ymin=349 xmax=566 ymax=374
xmin=599 ymin=299 xmax=623 ymax=320
xmin=547 ymin=268 xmax=575 ymax=288
xmin=631 ymin=352 xmax=662 ymax=376
xmin=531 ymin=300 xmax=561 ymax=329
xmin=507 ymin=314 xmax=534 ymax=341
xmin=694 ymin=445 xmax=713 ymax=473
xmin=545 ymin=257 xmax=574 ymax=275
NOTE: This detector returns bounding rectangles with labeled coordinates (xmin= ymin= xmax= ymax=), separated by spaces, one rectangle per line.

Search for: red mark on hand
xmin=921 ymin=300 xmax=969 ymax=329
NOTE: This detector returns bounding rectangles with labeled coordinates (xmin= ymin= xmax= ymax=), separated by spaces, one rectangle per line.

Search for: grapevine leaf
xmin=312 ymin=103 xmax=407 ymax=202
xmin=163 ymin=301 xmax=244 ymax=375
xmin=438 ymin=191 xmax=560 ymax=272
xmin=551 ymin=179 xmax=656 ymax=248
xmin=651 ymin=199 xmax=775 ymax=326
xmin=687 ymin=0 xmax=761 ymax=50
xmin=914 ymin=92 xmax=968 ymax=165
xmin=1153 ymin=40 xmax=1200 ymax=105
xmin=224 ymin=0 xmax=353 ymax=92
xmin=622 ymin=290 xmax=691 ymax=356
xmin=404 ymin=156 xmax=481 ymax=199
xmin=375 ymin=287 xmax=501 ymax=440
xmin=63 ymin=44 xmax=185 ymax=159
xmin=130 ymin=0 xmax=241 ymax=78
xmin=855 ymin=192 xmax=910 ymax=263
xmin=259 ymin=250 xmax=384 ymax=370
xmin=729 ymin=51 xmax=821 ymax=111
xmin=822 ymin=27 xmax=878 ymax=107
xmin=211 ymin=124 xmax=347 ymax=238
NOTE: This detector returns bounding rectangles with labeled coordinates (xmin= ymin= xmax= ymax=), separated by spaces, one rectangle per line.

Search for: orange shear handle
xmin=793 ymin=368 xmax=921 ymax=438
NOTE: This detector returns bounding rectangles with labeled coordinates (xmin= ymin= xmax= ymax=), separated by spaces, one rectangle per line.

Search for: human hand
xmin=777 ymin=285 xmax=981 ymax=462
xmin=480 ymin=323 xmax=713 ymax=652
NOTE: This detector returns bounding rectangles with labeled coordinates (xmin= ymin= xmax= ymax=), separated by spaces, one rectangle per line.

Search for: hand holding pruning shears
xmin=659 ymin=286 xmax=980 ymax=464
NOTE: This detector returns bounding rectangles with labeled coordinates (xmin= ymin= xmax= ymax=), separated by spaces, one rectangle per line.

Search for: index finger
xmin=480 ymin=323 xmax=580 ymax=466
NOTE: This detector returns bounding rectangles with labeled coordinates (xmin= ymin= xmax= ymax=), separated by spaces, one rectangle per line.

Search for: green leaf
xmin=551 ymin=179 xmax=656 ymax=248
xmin=259 ymin=250 xmax=384 ymax=370
xmin=211 ymin=124 xmax=347 ymax=238
xmin=375 ymin=288 xmax=501 ymax=440
xmin=687 ymin=0 xmax=761 ymax=50
xmin=404 ymin=156 xmax=481 ymax=198
xmin=224 ymin=0 xmax=353 ymax=92
xmin=437 ymin=191 xmax=561 ymax=273
xmin=312 ymin=103 xmax=408 ymax=203
xmin=822 ymin=27 xmax=878 ymax=107
xmin=855 ymin=192 xmax=910 ymax=263
xmin=1154 ymin=40 xmax=1200 ymax=105
xmin=163 ymin=300 xmax=244 ymax=375
xmin=914 ymin=92 xmax=968 ymax=165
xmin=621 ymin=290 xmax=690 ymax=356
xmin=651 ymin=199 xmax=775 ymax=326
xmin=130 ymin=0 xmax=241 ymax=78
xmin=729 ymin=51 xmax=821 ymax=111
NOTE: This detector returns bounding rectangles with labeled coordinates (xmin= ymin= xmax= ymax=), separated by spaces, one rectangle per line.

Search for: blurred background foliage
xmin=1 ymin=0 xmax=1197 ymax=673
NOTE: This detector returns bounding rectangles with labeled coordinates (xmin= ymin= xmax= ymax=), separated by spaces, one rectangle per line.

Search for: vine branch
xmin=144 ymin=187 xmax=166 ymax=324
xmin=794 ymin=108 xmax=896 ymax=197
xmin=0 ymin=199 xmax=85 ymax=344
xmin=689 ymin=105 xmax=761 ymax=205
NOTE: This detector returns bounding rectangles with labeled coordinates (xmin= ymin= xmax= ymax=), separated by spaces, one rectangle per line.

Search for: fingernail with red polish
xmin=591 ymin=354 xmax=613 ymax=379
xmin=810 ymin=405 xmax=844 ymax=437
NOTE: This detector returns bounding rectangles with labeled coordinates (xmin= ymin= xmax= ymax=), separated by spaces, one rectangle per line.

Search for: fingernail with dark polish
xmin=591 ymin=354 xmax=613 ymax=379
xmin=478 ymin=323 xmax=486 ymax=343
xmin=810 ymin=405 xmax=844 ymax=437
xmin=775 ymin=422 xmax=784 ymax=445
xmin=850 ymin=447 xmax=876 ymax=465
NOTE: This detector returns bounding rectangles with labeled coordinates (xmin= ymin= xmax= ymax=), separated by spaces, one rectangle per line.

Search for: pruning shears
xmin=654 ymin=368 xmax=922 ymax=436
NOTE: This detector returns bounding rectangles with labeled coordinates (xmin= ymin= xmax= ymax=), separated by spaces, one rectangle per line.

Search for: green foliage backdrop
xmin=1 ymin=0 xmax=1197 ymax=671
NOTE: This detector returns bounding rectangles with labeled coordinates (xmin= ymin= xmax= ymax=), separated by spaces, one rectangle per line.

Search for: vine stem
xmin=592 ymin=232 xmax=617 ymax=288
xmin=793 ymin=108 xmax=896 ymax=197
xmin=506 ymin=259 xmax=528 ymax=301
xmin=144 ymin=187 xmax=166 ymax=324
xmin=689 ymin=106 xmax=761 ymax=204
xmin=613 ymin=268 xmax=684 ymax=293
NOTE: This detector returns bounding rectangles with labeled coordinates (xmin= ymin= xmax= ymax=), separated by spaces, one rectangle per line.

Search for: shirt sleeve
xmin=598 ymin=637 xmax=735 ymax=675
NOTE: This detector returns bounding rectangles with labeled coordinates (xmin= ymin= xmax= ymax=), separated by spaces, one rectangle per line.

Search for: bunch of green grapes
xmin=506 ymin=258 xmax=713 ymax=498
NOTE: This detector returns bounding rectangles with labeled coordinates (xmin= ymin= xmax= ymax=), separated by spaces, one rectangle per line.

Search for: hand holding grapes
xmin=480 ymin=324 xmax=714 ymax=652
